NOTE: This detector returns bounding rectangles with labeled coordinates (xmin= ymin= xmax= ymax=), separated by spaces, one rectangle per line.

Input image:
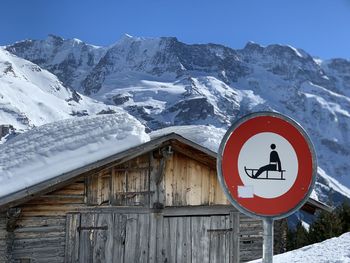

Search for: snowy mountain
xmin=0 ymin=47 xmax=118 ymax=132
xmin=6 ymin=34 xmax=106 ymax=92
xmin=4 ymin=34 xmax=350 ymax=204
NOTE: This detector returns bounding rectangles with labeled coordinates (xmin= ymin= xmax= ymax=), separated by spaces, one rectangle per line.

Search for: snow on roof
xmin=0 ymin=122 xmax=330 ymax=205
xmin=150 ymin=125 xmax=227 ymax=153
xmin=249 ymin=232 xmax=350 ymax=263
xmin=0 ymin=112 xmax=149 ymax=198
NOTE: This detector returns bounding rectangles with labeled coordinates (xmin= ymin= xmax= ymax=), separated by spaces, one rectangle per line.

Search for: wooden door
xmin=65 ymin=213 xmax=149 ymax=263
xmin=159 ymin=214 xmax=238 ymax=263
xmin=66 ymin=212 xmax=238 ymax=263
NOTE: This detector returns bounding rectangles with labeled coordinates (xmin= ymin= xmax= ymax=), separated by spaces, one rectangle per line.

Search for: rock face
xmin=6 ymin=34 xmax=106 ymax=92
xmin=5 ymin=34 xmax=350 ymax=202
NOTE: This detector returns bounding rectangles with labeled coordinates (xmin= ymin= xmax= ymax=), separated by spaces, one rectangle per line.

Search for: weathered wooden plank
xmin=13 ymin=237 xmax=65 ymax=249
xmin=212 ymin=168 xmax=228 ymax=205
xmin=170 ymin=140 xmax=216 ymax=168
xmin=13 ymin=230 xmax=65 ymax=240
xmin=86 ymin=173 xmax=100 ymax=206
xmin=14 ymin=224 xmax=65 ymax=233
xmin=200 ymin=165 xmax=210 ymax=205
xmin=168 ymin=217 xmax=177 ymax=262
xmin=16 ymin=216 xmax=66 ymax=228
xmin=110 ymin=155 xmax=151 ymax=207
xmin=99 ymin=173 xmax=111 ymax=206
xmin=176 ymin=217 xmax=184 ymax=262
xmin=0 ymin=213 xmax=7 ymax=262
xmin=172 ymin=153 xmax=184 ymax=206
xmin=49 ymin=182 xmax=85 ymax=196
xmin=20 ymin=204 xmax=82 ymax=216
xmin=191 ymin=216 xmax=210 ymax=263
xmin=92 ymin=213 xmax=114 ymax=263
xmin=177 ymin=217 xmax=191 ymax=262
xmin=231 ymin=212 xmax=240 ymax=263
xmin=155 ymin=213 xmax=164 ymax=262
xmin=26 ymin=196 xmax=85 ymax=205
xmin=79 ymin=213 xmax=94 ymax=263
xmin=164 ymin=154 xmax=174 ymax=206
xmin=149 ymin=153 xmax=161 ymax=208
xmin=124 ymin=214 xmax=139 ymax=263
xmin=238 ymin=213 xmax=263 ymax=262
xmin=186 ymin=159 xmax=202 ymax=206
xmin=240 ymin=236 xmax=264 ymax=242
xmin=112 ymin=213 xmax=126 ymax=262
xmin=159 ymin=215 xmax=169 ymax=263
xmin=209 ymin=215 xmax=227 ymax=263
xmin=163 ymin=205 xmax=234 ymax=216
xmin=162 ymin=151 xmax=229 ymax=207
xmin=138 ymin=214 xmax=149 ymax=263
xmin=124 ymin=214 xmax=149 ymax=263
xmin=78 ymin=206 xmax=152 ymax=214
xmin=125 ymin=168 xmax=149 ymax=207
xmin=111 ymin=169 xmax=127 ymax=205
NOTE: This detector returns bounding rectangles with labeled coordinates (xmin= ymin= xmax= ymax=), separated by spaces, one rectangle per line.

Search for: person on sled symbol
xmin=253 ymin=144 xmax=282 ymax=178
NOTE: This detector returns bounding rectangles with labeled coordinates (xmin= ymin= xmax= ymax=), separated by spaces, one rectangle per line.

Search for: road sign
xmin=217 ymin=112 xmax=317 ymax=219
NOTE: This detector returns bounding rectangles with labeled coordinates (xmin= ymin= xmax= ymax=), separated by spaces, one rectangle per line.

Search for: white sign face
xmin=237 ymin=132 xmax=298 ymax=199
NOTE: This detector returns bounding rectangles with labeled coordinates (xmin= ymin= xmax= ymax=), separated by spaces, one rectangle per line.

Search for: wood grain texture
xmin=165 ymin=152 xmax=228 ymax=207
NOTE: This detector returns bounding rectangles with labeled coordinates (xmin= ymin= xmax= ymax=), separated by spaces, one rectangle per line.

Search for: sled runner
xmin=244 ymin=166 xmax=286 ymax=180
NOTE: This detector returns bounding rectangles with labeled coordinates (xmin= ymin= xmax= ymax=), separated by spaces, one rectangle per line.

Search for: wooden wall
xmin=85 ymin=151 xmax=228 ymax=208
xmin=1 ymin=147 xmax=268 ymax=262
xmin=3 ymin=179 xmax=85 ymax=262
xmin=164 ymin=152 xmax=229 ymax=206
xmin=0 ymin=213 xmax=8 ymax=262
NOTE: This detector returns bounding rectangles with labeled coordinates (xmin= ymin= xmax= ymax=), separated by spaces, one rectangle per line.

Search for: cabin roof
xmin=0 ymin=131 xmax=331 ymax=214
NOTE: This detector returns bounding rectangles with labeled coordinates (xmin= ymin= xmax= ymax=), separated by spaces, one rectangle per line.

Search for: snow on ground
xmin=150 ymin=125 xmax=227 ymax=153
xmin=0 ymin=112 xmax=149 ymax=198
xmin=249 ymin=232 xmax=350 ymax=263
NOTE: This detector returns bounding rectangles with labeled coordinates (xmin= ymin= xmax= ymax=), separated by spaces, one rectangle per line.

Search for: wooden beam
xmin=163 ymin=205 xmax=237 ymax=216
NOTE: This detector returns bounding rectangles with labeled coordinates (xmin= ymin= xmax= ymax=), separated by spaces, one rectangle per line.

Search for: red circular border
xmin=222 ymin=116 xmax=314 ymax=216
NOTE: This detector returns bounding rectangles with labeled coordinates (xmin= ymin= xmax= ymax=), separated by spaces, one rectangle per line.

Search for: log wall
xmin=4 ymin=179 xmax=85 ymax=262
xmin=0 ymin=213 xmax=8 ymax=262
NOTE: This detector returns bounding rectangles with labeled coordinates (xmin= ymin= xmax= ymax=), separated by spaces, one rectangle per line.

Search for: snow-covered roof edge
xmin=0 ymin=133 xmax=215 ymax=210
xmin=0 ymin=132 xmax=328 ymax=214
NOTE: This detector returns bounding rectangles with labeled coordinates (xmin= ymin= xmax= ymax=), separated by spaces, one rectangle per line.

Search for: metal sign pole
xmin=263 ymin=218 xmax=274 ymax=263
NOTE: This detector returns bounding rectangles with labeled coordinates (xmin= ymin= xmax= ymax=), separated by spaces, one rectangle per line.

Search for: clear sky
xmin=1 ymin=0 xmax=349 ymax=59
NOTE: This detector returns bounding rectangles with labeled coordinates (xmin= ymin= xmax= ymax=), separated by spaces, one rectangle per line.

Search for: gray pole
xmin=263 ymin=218 xmax=274 ymax=263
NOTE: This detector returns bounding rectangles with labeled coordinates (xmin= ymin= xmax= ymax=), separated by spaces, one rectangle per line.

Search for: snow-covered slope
xmin=5 ymin=34 xmax=350 ymax=203
xmin=0 ymin=48 xmax=117 ymax=131
xmin=0 ymin=113 xmax=149 ymax=198
xmin=6 ymin=34 xmax=106 ymax=92
xmin=249 ymin=232 xmax=350 ymax=263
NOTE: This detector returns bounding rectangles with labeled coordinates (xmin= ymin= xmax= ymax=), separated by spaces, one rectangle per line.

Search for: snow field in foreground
xmin=249 ymin=232 xmax=350 ymax=263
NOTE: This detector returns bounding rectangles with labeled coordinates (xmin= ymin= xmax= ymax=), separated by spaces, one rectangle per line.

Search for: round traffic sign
xmin=217 ymin=112 xmax=317 ymax=219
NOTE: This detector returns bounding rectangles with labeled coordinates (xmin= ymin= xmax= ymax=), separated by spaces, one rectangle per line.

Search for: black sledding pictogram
xmin=244 ymin=144 xmax=286 ymax=180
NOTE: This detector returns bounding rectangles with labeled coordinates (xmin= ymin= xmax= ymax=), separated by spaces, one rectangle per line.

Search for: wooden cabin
xmin=0 ymin=133 xmax=330 ymax=263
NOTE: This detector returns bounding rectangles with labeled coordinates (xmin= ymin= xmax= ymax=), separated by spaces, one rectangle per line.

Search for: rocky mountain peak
xmin=46 ymin=34 xmax=65 ymax=45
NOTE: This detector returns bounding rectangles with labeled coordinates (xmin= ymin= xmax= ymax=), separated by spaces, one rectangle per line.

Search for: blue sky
xmin=1 ymin=0 xmax=349 ymax=59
